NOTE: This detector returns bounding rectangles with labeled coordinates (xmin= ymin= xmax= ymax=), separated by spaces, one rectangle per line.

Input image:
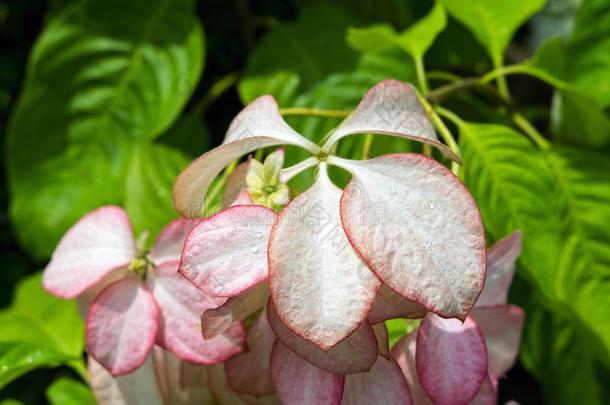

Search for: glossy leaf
xmin=437 ymin=0 xmax=545 ymax=65
xmin=46 ymin=377 xmax=97 ymax=405
xmin=6 ymin=0 xmax=204 ymax=258
xmin=0 ymin=343 xmax=74 ymax=390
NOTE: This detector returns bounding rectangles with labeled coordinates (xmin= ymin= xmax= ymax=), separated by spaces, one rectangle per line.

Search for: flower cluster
xmin=43 ymin=80 xmax=525 ymax=405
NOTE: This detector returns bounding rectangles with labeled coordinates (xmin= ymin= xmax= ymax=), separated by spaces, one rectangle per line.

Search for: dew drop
xmin=428 ymin=201 xmax=434 ymax=210
xmin=256 ymin=232 xmax=263 ymax=239
xmin=250 ymin=245 xmax=259 ymax=253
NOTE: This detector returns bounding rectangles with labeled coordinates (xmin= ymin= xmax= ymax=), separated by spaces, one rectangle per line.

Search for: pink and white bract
xmin=392 ymin=231 xmax=525 ymax=405
xmin=42 ymin=206 xmax=246 ymax=375
xmin=174 ymin=79 xmax=487 ymax=352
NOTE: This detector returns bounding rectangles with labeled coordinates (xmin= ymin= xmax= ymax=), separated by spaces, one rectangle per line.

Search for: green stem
xmin=192 ymin=71 xmax=241 ymax=116
xmin=70 ymin=359 xmax=89 ymax=383
xmin=426 ymin=77 xmax=479 ymax=104
xmin=362 ymin=134 xmax=373 ymax=160
xmin=426 ymin=70 xmax=462 ymax=83
xmin=433 ymin=106 xmax=464 ymax=175
xmin=512 ymin=112 xmax=550 ymax=150
xmin=492 ymin=55 xmax=511 ymax=100
xmin=201 ymin=160 xmax=239 ymax=216
xmin=279 ymin=107 xmax=352 ymax=118
xmin=478 ymin=65 xmax=527 ymax=86
xmin=415 ymin=55 xmax=430 ymax=94
xmin=417 ymin=94 xmax=462 ymax=174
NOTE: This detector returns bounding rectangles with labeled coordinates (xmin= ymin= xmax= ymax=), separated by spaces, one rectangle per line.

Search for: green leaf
xmin=0 ymin=343 xmax=75 ymax=390
xmin=7 ymin=0 xmax=204 ymax=259
xmin=550 ymin=88 xmax=610 ymax=148
xmin=124 ymin=143 xmax=191 ymax=242
xmin=347 ymin=3 xmax=446 ymax=61
xmin=459 ymin=122 xmax=610 ymax=364
xmin=437 ymin=0 xmax=545 ymax=66
xmin=520 ymin=298 xmax=610 ymax=405
xmin=0 ymin=273 xmax=84 ymax=359
xmin=238 ymin=3 xmax=361 ymax=106
xmin=46 ymin=377 xmax=97 ymax=405
xmin=0 ymin=400 xmax=26 ymax=405
xmin=566 ymin=0 xmax=610 ymax=107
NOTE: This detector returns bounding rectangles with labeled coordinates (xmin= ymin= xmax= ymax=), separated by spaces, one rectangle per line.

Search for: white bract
xmin=174 ymin=79 xmax=486 ymax=351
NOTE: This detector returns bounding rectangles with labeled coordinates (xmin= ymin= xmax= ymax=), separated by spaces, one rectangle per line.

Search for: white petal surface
xmin=149 ymin=218 xmax=199 ymax=265
xmin=270 ymin=340 xmax=344 ymax=405
xmin=476 ymin=230 xmax=521 ymax=307
xmin=368 ymin=285 xmax=427 ymax=324
xmin=201 ymin=281 xmax=269 ymax=339
xmin=146 ymin=262 xmax=245 ymax=364
xmin=43 ymin=206 xmax=136 ymax=299
xmin=268 ymin=164 xmax=381 ymax=350
xmin=86 ymin=277 xmax=159 ymax=375
xmin=173 ymin=95 xmax=319 ymax=217
xmin=469 ymin=305 xmax=525 ymax=380
xmin=267 ymin=304 xmax=377 ymax=374
xmin=334 ymin=154 xmax=486 ymax=320
xmin=179 ymin=205 xmax=277 ymax=297
xmin=88 ymin=355 xmax=165 ymax=405
xmin=416 ymin=314 xmax=488 ymax=405
xmin=323 ymin=79 xmax=460 ymax=162
xmin=340 ymin=356 xmax=413 ymax=405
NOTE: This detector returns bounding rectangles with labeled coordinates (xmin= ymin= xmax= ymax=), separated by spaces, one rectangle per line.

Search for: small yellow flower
xmin=246 ymin=148 xmax=290 ymax=208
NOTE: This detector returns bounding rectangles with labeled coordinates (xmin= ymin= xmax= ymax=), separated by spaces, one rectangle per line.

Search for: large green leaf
xmin=437 ymin=0 xmax=545 ymax=67
xmin=459 ymin=122 xmax=610 ymax=364
xmin=237 ymin=3 xmax=361 ymax=106
xmin=520 ymin=297 xmax=610 ymax=405
xmin=347 ymin=2 xmax=447 ymax=62
xmin=0 ymin=343 xmax=74 ymax=390
xmin=46 ymin=378 xmax=97 ymax=405
xmin=7 ymin=0 xmax=204 ymax=259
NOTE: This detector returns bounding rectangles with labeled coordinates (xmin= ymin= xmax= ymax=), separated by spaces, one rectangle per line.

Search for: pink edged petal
xmin=368 ymin=285 xmax=427 ymax=324
xmin=180 ymin=205 xmax=277 ymax=296
xmin=76 ymin=268 xmax=128 ymax=320
xmin=334 ymin=153 xmax=486 ymax=320
xmin=270 ymin=340 xmax=344 ymax=405
xmin=88 ymin=354 xmax=165 ymax=405
xmin=268 ymin=163 xmax=381 ymax=350
xmin=372 ymin=323 xmax=391 ymax=360
xmin=149 ymin=218 xmax=199 ymax=265
xmin=205 ymin=363 xmax=249 ymax=405
xmin=146 ymin=261 xmax=246 ymax=364
xmin=237 ymin=393 xmax=281 ymax=405
xmin=468 ymin=374 xmax=496 ymax=405
xmin=267 ymin=303 xmax=377 ymax=374
xmin=231 ymin=189 xmax=255 ymax=206
xmin=391 ymin=331 xmax=434 ymax=405
xmin=86 ymin=277 xmax=159 ymax=375
xmin=469 ymin=305 xmax=525 ymax=379
xmin=416 ymin=314 xmax=488 ymax=405
xmin=225 ymin=312 xmax=276 ymax=396
xmin=477 ymin=230 xmax=522 ymax=307
xmin=223 ymin=161 xmax=252 ymax=207
xmin=152 ymin=346 xmax=214 ymax=405
xmin=323 ymin=79 xmax=460 ymax=162
xmin=340 ymin=356 xmax=413 ymax=405
xmin=173 ymin=95 xmax=319 ymax=218
xmin=201 ymin=281 xmax=269 ymax=339
xmin=42 ymin=206 xmax=136 ymax=299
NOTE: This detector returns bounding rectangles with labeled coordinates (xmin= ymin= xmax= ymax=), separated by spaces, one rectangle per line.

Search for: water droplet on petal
xmin=428 ymin=201 xmax=434 ymax=209
xmin=250 ymin=245 xmax=259 ymax=253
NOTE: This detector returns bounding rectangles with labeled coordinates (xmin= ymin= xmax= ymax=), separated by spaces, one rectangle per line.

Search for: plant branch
xmin=192 ymin=71 xmax=241 ymax=116
xmin=415 ymin=55 xmax=430 ymax=94
xmin=512 ymin=112 xmax=550 ymax=150
xmin=362 ymin=134 xmax=374 ymax=160
xmin=426 ymin=77 xmax=479 ymax=103
xmin=279 ymin=107 xmax=352 ymax=118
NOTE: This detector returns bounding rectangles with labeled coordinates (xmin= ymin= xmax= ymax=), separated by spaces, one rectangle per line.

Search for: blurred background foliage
xmin=0 ymin=0 xmax=609 ymax=403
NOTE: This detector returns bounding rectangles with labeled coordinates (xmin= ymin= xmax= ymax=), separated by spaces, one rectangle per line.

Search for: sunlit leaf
xmin=46 ymin=377 xmax=97 ymax=405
